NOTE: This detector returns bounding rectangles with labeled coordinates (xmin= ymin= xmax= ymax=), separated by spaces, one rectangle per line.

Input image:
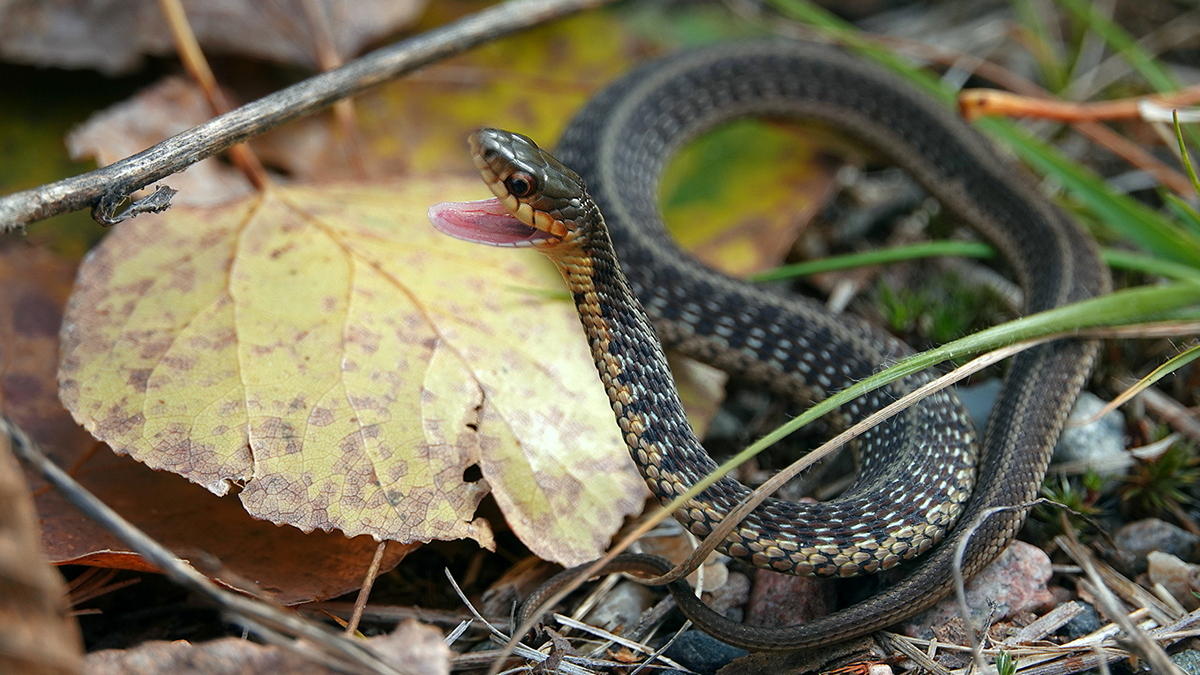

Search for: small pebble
xmin=1052 ymin=392 xmax=1127 ymax=473
xmin=663 ymin=630 xmax=748 ymax=675
xmin=583 ymin=580 xmax=655 ymax=633
xmin=904 ymin=540 xmax=1053 ymax=636
xmin=1147 ymin=551 xmax=1200 ymax=610
xmin=704 ymin=571 xmax=750 ymax=621
xmin=1059 ymin=602 xmax=1103 ymax=640
xmin=745 ymin=569 xmax=836 ymax=627
xmin=1115 ymin=518 xmax=1200 ymax=574
xmin=1173 ymin=649 xmax=1200 ymax=675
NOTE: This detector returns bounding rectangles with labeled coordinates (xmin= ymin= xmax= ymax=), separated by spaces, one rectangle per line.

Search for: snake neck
xmin=550 ymin=224 xmax=715 ymax=508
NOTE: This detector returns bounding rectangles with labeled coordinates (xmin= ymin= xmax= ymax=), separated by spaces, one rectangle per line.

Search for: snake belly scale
xmin=430 ymin=41 xmax=1108 ymax=651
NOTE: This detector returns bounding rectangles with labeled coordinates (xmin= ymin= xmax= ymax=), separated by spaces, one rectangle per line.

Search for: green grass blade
xmin=1053 ymin=0 xmax=1178 ymax=92
xmin=750 ymin=243 xmax=1200 ymax=284
xmin=749 ymin=241 xmax=995 ymax=282
xmin=1083 ymin=342 xmax=1200 ymax=425
xmin=764 ymin=0 xmax=953 ymax=103
xmin=673 ymin=281 xmax=1200 ymax=502
xmin=1163 ymin=193 xmax=1200 ymax=237
xmin=976 ymin=117 xmax=1200 ymax=267
xmin=1104 ymin=249 xmax=1200 ymax=282
xmin=1122 ymin=343 xmax=1200 ymax=404
xmin=1173 ymin=110 xmax=1200 ymax=195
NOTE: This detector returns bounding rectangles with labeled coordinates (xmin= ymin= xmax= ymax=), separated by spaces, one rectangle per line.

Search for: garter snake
xmin=429 ymin=41 xmax=1107 ymax=651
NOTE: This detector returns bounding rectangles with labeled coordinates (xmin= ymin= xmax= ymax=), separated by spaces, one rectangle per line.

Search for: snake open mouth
xmin=428 ymin=198 xmax=553 ymax=248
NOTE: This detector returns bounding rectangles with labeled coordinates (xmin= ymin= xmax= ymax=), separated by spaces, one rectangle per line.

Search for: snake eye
xmin=505 ymin=172 xmax=537 ymax=199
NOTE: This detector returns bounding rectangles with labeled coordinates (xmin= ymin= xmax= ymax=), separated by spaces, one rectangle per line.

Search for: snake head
xmin=429 ymin=128 xmax=591 ymax=249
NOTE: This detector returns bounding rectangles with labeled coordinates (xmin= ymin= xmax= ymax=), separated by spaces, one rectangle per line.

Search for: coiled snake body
xmin=430 ymin=41 xmax=1108 ymax=651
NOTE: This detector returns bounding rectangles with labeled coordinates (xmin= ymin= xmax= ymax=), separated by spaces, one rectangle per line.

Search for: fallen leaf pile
xmin=0 ymin=0 xmax=427 ymax=74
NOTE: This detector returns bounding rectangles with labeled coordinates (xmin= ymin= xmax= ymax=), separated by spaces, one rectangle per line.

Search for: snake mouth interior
xmin=428 ymin=198 xmax=555 ymax=248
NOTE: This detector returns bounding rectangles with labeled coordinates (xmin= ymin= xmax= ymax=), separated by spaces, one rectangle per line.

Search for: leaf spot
xmin=309 ymin=406 xmax=334 ymax=427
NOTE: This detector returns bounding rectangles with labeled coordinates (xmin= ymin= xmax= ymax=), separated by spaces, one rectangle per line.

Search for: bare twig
xmin=2 ymin=414 xmax=407 ymax=675
xmin=1139 ymin=385 xmax=1200 ymax=444
xmin=1002 ymin=600 xmax=1087 ymax=645
xmin=957 ymin=87 xmax=1200 ymax=123
xmin=299 ymin=0 xmax=369 ymax=178
xmin=306 ymin=602 xmax=505 ymax=628
xmin=1058 ymin=531 xmax=1186 ymax=675
xmin=0 ymin=0 xmax=617 ymax=232
xmin=346 ymin=541 xmax=389 ymax=636
xmin=874 ymin=633 xmax=951 ymax=675
xmin=442 ymin=570 xmax=605 ymax=675
xmin=550 ymin=613 xmax=689 ymax=670
xmin=158 ymin=0 xmax=270 ymax=189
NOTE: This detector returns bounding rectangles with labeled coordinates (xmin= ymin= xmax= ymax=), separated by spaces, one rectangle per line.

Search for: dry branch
xmin=0 ymin=0 xmax=616 ymax=232
xmin=3 ymin=414 xmax=410 ymax=675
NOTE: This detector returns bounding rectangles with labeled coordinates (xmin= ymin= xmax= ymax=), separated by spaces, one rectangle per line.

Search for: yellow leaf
xmin=351 ymin=9 xmax=649 ymax=181
xmin=58 ymin=179 xmax=645 ymax=565
xmin=661 ymin=119 xmax=839 ymax=276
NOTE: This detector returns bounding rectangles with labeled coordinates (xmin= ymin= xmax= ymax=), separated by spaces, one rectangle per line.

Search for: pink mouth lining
xmin=428 ymin=198 xmax=544 ymax=247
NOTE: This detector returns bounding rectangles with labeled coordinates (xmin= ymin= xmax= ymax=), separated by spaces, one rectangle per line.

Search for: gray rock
xmin=1147 ymin=551 xmax=1200 ymax=610
xmin=746 ymin=569 xmax=836 ymax=628
xmin=1115 ymin=518 xmax=1200 ymax=574
xmin=1052 ymin=393 xmax=1127 ymax=474
xmin=663 ymin=630 xmax=748 ymax=675
xmin=1060 ymin=602 xmax=1103 ymax=639
xmin=583 ymin=580 xmax=654 ymax=633
xmin=1173 ymin=649 xmax=1200 ymax=675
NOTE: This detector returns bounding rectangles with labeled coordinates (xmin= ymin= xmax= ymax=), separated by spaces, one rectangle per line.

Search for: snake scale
xmin=429 ymin=41 xmax=1108 ymax=651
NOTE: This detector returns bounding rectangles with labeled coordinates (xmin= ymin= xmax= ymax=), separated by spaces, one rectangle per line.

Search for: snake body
xmin=430 ymin=41 xmax=1107 ymax=651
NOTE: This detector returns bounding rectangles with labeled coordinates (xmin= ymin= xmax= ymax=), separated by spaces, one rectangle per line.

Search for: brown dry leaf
xmin=36 ymin=449 xmax=419 ymax=605
xmin=0 ymin=246 xmax=417 ymax=605
xmin=67 ymin=77 xmax=254 ymax=209
xmin=0 ymin=424 xmax=83 ymax=675
xmin=668 ymin=355 xmax=727 ymax=436
xmin=0 ymin=247 xmax=84 ymax=673
xmin=85 ymin=619 xmax=451 ymax=675
xmin=368 ymin=619 xmax=453 ymax=675
xmin=0 ymin=247 xmax=94 ymax=467
xmin=0 ymin=0 xmax=426 ymax=75
xmin=58 ymin=180 xmax=644 ymax=566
